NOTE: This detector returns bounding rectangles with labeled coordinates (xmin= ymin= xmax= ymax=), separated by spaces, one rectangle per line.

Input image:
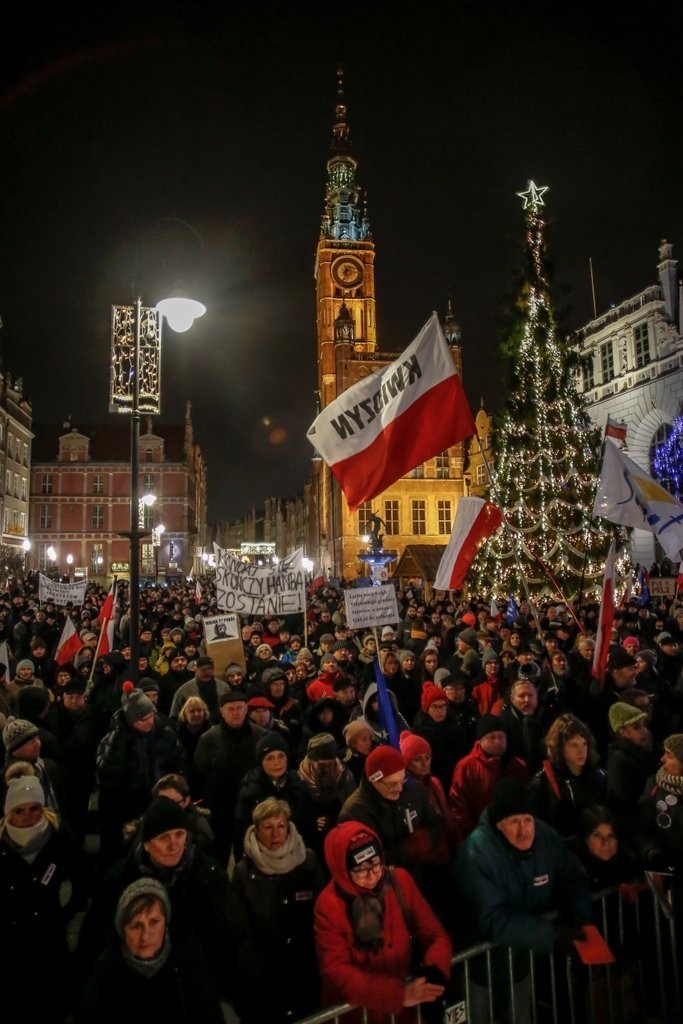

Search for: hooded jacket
xmin=314 ymin=821 xmax=452 ymax=1023
xmin=348 ymin=683 xmax=410 ymax=744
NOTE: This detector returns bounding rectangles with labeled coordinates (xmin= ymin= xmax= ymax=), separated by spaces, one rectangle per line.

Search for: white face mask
xmin=5 ymin=817 xmax=49 ymax=847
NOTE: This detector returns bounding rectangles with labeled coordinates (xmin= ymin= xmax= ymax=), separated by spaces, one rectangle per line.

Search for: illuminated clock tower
xmin=311 ymin=70 xmax=470 ymax=584
xmin=315 ymin=68 xmax=376 ymax=411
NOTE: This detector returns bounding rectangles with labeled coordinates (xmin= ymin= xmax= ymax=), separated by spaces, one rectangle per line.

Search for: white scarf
xmin=243 ymin=820 xmax=307 ymax=875
xmin=5 ymin=818 xmax=51 ymax=862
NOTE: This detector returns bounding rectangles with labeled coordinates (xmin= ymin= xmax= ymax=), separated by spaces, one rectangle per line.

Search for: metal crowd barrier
xmin=293 ymin=877 xmax=680 ymax=1024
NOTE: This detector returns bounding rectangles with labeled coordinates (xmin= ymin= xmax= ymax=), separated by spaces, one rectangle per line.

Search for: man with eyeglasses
xmin=338 ymin=744 xmax=444 ymax=880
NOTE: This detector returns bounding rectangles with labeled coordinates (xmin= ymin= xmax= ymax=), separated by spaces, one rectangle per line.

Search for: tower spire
xmin=321 ymin=67 xmax=371 ymax=243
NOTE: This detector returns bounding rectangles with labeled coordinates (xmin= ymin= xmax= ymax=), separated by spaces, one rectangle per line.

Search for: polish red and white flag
xmin=97 ymin=578 xmax=117 ymax=657
xmin=592 ymin=541 xmax=616 ymax=685
xmin=307 ymin=313 xmax=476 ymax=511
xmin=604 ymin=416 xmax=627 ymax=443
xmin=434 ymin=497 xmax=503 ymax=592
xmin=309 ymin=564 xmax=325 ymax=594
xmin=55 ymin=615 xmax=82 ymax=666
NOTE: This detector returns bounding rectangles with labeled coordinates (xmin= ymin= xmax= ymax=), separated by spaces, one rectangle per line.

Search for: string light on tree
xmin=652 ymin=417 xmax=683 ymax=498
xmin=471 ymin=180 xmax=614 ymax=597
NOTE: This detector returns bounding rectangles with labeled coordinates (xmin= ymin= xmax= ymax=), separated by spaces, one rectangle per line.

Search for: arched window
xmin=650 ymin=422 xmax=679 ymax=496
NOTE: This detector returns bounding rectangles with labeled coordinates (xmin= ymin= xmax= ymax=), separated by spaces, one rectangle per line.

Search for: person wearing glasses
xmin=315 ymin=820 xmax=452 ymax=1024
xmin=337 ymin=745 xmax=444 ymax=881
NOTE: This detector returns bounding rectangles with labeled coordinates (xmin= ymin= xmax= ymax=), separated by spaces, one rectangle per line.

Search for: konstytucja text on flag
xmin=325 ymin=352 xmax=423 ymax=440
xmin=307 ymin=313 xmax=476 ymax=511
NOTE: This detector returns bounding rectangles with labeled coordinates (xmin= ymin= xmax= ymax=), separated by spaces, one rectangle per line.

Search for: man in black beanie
xmin=452 ymin=778 xmax=591 ymax=1023
xmin=193 ymin=690 xmax=265 ymax=866
xmin=77 ymin=794 xmax=249 ymax=1003
xmin=448 ymin=715 xmax=529 ymax=842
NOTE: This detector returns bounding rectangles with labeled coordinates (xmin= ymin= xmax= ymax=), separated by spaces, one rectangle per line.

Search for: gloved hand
xmin=553 ymin=922 xmax=586 ymax=953
xmin=418 ymin=964 xmax=448 ymax=988
xmin=644 ymin=849 xmax=674 ymax=873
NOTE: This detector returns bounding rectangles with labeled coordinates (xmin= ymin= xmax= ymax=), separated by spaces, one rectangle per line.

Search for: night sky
xmin=1 ymin=2 xmax=681 ymax=521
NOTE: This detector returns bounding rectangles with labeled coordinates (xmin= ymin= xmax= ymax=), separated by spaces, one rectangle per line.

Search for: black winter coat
xmin=231 ymin=848 xmax=325 ymax=1023
xmin=76 ymin=837 xmax=248 ymax=997
xmin=193 ymin=719 xmax=264 ymax=859
xmin=528 ymin=761 xmax=607 ymax=840
xmin=96 ymin=710 xmax=185 ymax=863
xmin=412 ymin=709 xmax=468 ymax=791
xmin=0 ymin=822 xmax=91 ymax=1021
xmin=76 ymin=930 xmax=224 ymax=1024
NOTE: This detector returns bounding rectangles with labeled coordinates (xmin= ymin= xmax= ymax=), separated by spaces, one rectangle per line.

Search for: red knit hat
xmin=365 ymin=744 xmax=405 ymax=782
xmin=247 ymin=696 xmax=275 ymax=709
xmin=399 ymin=730 xmax=431 ymax=762
xmin=421 ymin=682 xmax=446 ymax=712
xmin=461 ymin=612 xmax=476 ymax=627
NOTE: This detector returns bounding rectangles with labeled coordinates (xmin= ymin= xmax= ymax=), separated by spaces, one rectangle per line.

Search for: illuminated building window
xmin=634 ymin=323 xmax=650 ymax=369
xmin=90 ymin=544 xmax=104 ymax=574
xmin=437 ymin=500 xmax=452 ymax=535
xmin=600 ymin=342 xmax=614 ymax=383
xmin=384 ymin=500 xmax=399 ymax=535
xmin=93 ymin=474 xmax=104 ymax=495
xmin=91 ymin=505 xmax=104 ymax=529
xmin=435 ymin=453 xmax=450 ymax=479
xmin=411 ymin=499 xmax=426 ymax=535
xmin=41 ymin=474 xmax=53 ymax=495
xmin=583 ymin=357 xmax=594 ymax=391
xmin=357 ymin=501 xmax=373 ymax=535
xmin=39 ymin=505 xmax=52 ymax=529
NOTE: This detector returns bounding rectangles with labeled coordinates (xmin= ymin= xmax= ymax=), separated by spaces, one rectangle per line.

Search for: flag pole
xmin=476 ymin=428 xmax=546 ymax=644
xmin=371 ymin=624 xmax=400 ymax=749
xmin=581 ymin=419 xmax=626 ymax=598
xmin=533 ymin=555 xmax=586 ymax=635
xmin=87 ymin=576 xmax=117 ymax=692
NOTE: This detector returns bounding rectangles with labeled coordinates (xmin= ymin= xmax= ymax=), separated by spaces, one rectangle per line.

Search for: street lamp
xmin=66 ymin=553 xmax=74 ymax=582
xmin=110 ymin=295 xmax=205 ymax=682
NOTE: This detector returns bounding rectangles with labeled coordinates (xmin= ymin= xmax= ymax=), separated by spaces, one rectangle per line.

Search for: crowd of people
xmin=0 ymin=573 xmax=682 ymax=1023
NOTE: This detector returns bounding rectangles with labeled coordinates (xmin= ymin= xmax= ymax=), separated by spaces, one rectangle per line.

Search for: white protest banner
xmin=344 ymin=584 xmax=399 ymax=631
xmin=215 ymin=551 xmax=306 ymax=616
xmin=38 ymin=574 xmax=88 ymax=607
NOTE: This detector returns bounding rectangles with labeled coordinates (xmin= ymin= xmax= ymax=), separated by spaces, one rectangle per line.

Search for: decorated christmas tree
xmin=471 ymin=181 xmax=614 ymax=598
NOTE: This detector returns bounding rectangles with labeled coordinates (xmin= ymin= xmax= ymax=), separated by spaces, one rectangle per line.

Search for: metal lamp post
xmin=110 ymin=295 xmax=205 ymax=682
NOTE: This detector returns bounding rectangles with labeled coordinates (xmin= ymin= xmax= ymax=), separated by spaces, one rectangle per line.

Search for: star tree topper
xmin=516 ymin=180 xmax=549 ymax=210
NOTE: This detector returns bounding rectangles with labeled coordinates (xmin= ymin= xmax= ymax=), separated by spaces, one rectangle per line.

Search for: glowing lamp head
xmin=156 ymin=297 xmax=206 ymax=333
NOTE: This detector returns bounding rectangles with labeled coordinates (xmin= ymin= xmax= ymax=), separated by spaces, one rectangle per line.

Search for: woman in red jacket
xmin=314 ymin=820 xmax=452 ymax=1024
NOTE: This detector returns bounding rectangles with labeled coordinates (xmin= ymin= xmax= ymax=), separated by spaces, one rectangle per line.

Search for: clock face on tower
xmin=331 ymin=256 xmax=364 ymax=288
